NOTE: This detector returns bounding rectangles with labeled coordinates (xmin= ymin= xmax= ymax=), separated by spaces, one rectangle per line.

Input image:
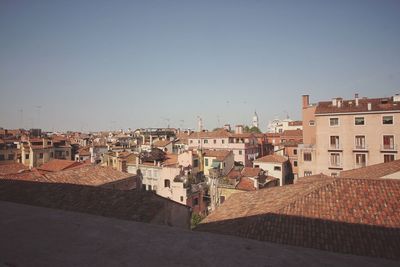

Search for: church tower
xmin=252 ymin=111 xmax=259 ymax=128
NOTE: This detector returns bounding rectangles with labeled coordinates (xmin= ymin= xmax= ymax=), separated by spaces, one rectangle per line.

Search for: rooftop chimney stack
xmin=367 ymin=103 xmax=372 ymax=111
xmin=302 ymin=95 xmax=310 ymax=108
xmin=394 ymin=93 xmax=400 ymax=102
xmin=235 ymin=125 xmax=243 ymax=134
xmin=332 ymin=98 xmax=337 ymax=107
xmin=355 ymin=93 xmax=359 ymax=106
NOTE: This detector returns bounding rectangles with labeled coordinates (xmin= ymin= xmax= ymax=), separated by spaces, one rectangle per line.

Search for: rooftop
xmin=254 ymin=154 xmax=288 ymax=164
xmin=196 ymin=176 xmax=400 ymax=260
xmin=1 ymin=200 xmax=395 ymax=267
xmin=316 ymin=96 xmax=400 ymax=114
xmin=37 ymin=159 xmax=83 ymax=172
xmin=339 ymin=159 xmax=400 ymax=179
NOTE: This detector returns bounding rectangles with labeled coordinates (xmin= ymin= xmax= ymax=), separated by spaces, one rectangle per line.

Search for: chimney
xmin=367 ymin=103 xmax=372 ymax=111
xmin=302 ymin=95 xmax=310 ymax=108
xmin=355 ymin=93 xmax=359 ymax=106
xmin=337 ymin=99 xmax=342 ymax=108
xmin=332 ymin=98 xmax=337 ymax=107
xmin=394 ymin=94 xmax=400 ymax=102
xmin=235 ymin=125 xmax=243 ymax=134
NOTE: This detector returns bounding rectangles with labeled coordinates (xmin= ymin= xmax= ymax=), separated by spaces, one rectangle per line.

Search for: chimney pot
xmin=367 ymin=103 xmax=372 ymax=111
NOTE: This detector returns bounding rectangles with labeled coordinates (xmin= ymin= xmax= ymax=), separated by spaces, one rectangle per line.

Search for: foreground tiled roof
xmin=196 ymin=176 xmax=400 ymax=260
xmin=316 ymin=97 xmax=400 ymax=114
xmin=0 ymin=180 xmax=189 ymax=227
xmin=37 ymin=159 xmax=83 ymax=172
xmin=254 ymin=154 xmax=288 ymax=164
xmin=41 ymin=165 xmax=134 ymax=186
xmin=340 ymin=159 xmax=400 ymax=179
xmin=0 ymin=162 xmax=29 ymax=175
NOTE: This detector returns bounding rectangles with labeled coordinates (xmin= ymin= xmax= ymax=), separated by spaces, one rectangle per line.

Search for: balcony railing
xmin=353 ymin=144 xmax=368 ymax=151
xmin=328 ymin=144 xmax=342 ymax=151
xmin=380 ymin=144 xmax=398 ymax=151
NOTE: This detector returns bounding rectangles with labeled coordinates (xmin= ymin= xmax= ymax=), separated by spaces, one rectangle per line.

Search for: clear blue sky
xmin=1 ymin=0 xmax=399 ymax=132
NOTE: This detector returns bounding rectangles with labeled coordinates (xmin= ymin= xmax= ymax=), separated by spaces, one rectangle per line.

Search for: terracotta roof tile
xmin=254 ymin=154 xmax=288 ymax=164
xmin=339 ymin=159 xmax=400 ymax=179
xmin=236 ymin=177 xmax=256 ymax=191
xmin=38 ymin=160 xmax=83 ymax=172
xmin=241 ymin=167 xmax=261 ymax=177
xmin=0 ymin=162 xmax=29 ymax=175
xmin=203 ymin=150 xmax=232 ymax=161
xmin=196 ymin=177 xmax=400 ymax=260
xmin=316 ymin=97 xmax=400 ymax=114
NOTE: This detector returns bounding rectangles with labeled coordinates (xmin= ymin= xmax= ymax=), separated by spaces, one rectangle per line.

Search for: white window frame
xmin=382 ymin=115 xmax=394 ymax=125
xmin=354 ymin=116 xmax=365 ymax=126
xmin=329 ymin=117 xmax=340 ymax=127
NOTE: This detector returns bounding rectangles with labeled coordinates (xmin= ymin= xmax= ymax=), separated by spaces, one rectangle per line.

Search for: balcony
xmin=380 ymin=144 xmax=398 ymax=152
xmin=328 ymin=144 xmax=342 ymax=151
xmin=353 ymin=144 xmax=368 ymax=152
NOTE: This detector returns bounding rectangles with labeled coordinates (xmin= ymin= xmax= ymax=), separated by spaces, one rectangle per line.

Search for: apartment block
xmin=299 ymin=94 xmax=400 ymax=177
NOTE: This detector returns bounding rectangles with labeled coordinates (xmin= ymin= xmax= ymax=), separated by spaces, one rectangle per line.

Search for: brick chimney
xmin=302 ymin=95 xmax=310 ymax=108
xmin=235 ymin=125 xmax=243 ymax=134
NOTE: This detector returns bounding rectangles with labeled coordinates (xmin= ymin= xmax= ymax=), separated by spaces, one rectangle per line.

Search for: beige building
xmin=188 ymin=126 xmax=259 ymax=166
xmin=299 ymin=94 xmax=400 ymax=177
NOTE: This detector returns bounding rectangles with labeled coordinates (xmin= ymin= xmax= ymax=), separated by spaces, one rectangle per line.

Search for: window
xmin=222 ymin=140 xmax=225 ymax=144
xmin=383 ymin=116 xmax=393 ymax=125
xmin=274 ymin=166 xmax=281 ymax=171
xmin=294 ymin=149 xmax=297 ymax=155
xmin=304 ymin=171 xmax=312 ymax=176
xmin=164 ymin=180 xmax=170 ymax=188
xmin=205 ymin=158 xmax=209 ymax=166
xmin=39 ymin=153 xmax=43 ymax=159
xmin=50 ymin=152 xmax=54 ymax=158
xmin=8 ymin=154 xmax=14 ymax=160
xmin=213 ymin=139 xmax=216 ymax=144
xmin=66 ymin=151 xmax=69 ymax=156
xmin=180 ymin=196 xmax=184 ymax=202
xmin=303 ymin=152 xmax=312 ymax=161
xmin=238 ymin=150 xmax=242 ymax=155
xmin=190 ymin=140 xmax=193 ymax=144
xmin=330 ymin=136 xmax=340 ymax=149
xmin=355 ymin=136 xmax=366 ymax=149
xmin=330 ymin=153 xmax=340 ymax=167
xmin=0 ymin=155 xmax=4 ymax=161
xmin=204 ymin=139 xmax=208 ymax=144
xmin=197 ymin=140 xmax=200 ymax=144
xmin=25 ymin=154 xmax=29 ymax=160
xmin=331 ymin=172 xmax=338 ymax=177
xmin=309 ymin=120 xmax=315 ymax=126
xmin=384 ymin=154 xmax=395 ymax=163
xmin=355 ymin=117 xmax=365 ymax=125
xmin=193 ymin=159 xmax=199 ymax=168
xmin=193 ymin=198 xmax=199 ymax=206
xmin=383 ymin=135 xmax=394 ymax=150
xmin=355 ymin=154 xmax=366 ymax=167
xmin=330 ymin=118 xmax=339 ymax=126
xmin=293 ymin=160 xmax=298 ymax=167
xmin=153 ymin=170 xmax=159 ymax=178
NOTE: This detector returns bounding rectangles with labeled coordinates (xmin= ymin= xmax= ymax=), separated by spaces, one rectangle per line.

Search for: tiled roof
xmin=163 ymin=153 xmax=178 ymax=166
xmin=153 ymin=140 xmax=172 ymax=147
xmin=254 ymin=154 xmax=288 ymax=164
xmin=0 ymin=180 xmax=190 ymax=226
xmin=241 ymin=167 xmax=261 ymax=177
xmin=236 ymin=177 xmax=256 ymax=191
xmin=316 ymin=97 xmax=400 ymax=114
xmin=41 ymin=165 xmax=134 ymax=186
xmin=0 ymin=168 xmax=46 ymax=182
xmin=281 ymin=129 xmax=303 ymax=137
xmin=188 ymin=129 xmax=231 ymax=139
xmin=196 ymin=176 xmax=400 ymax=260
xmin=203 ymin=150 xmax=232 ymax=161
xmin=339 ymin=159 xmax=400 ymax=179
xmin=0 ymin=162 xmax=29 ymax=175
xmin=37 ymin=159 xmax=83 ymax=172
